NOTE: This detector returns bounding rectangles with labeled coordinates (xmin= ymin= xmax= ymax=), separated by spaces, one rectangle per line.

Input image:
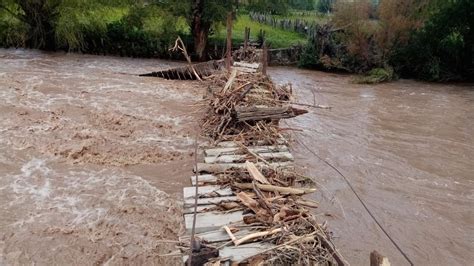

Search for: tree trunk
xmin=191 ymin=0 xmax=210 ymax=61
xmin=18 ymin=0 xmax=58 ymax=50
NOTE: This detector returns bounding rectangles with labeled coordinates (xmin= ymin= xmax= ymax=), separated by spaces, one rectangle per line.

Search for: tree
xmin=316 ymin=0 xmax=334 ymax=13
xmin=0 ymin=0 xmax=60 ymax=50
xmin=392 ymin=0 xmax=474 ymax=80
xmin=190 ymin=0 xmax=233 ymax=61
xmin=247 ymin=0 xmax=289 ymax=15
xmin=0 ymin=0 xmax=134 ymax=50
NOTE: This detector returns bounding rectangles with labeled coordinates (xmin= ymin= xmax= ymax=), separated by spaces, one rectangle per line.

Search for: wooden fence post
xmin=244 ymin=27 xmax=250 ymax=50
xmin=262 ymin=42 xmax=268 ymax=76
xmin=226 ymin=12 xmax=233 ymax=71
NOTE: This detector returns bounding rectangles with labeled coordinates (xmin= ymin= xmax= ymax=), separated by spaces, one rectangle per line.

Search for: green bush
xmin=390 ymin=0 xmax=473 ymax=81
xmin=354 ymin=66 xmax=394 ymax=84
xmin=0 ymin=18 xmax=27 ymax=47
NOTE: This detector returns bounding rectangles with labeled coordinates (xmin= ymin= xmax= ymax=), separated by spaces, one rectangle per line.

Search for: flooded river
xmin=270 ymin=68 xmax=474 ymax=265
xmin=0 ymin=49 xmax=201 ymax=265
xmin=0 ymin=49 xmax=472 ymax=265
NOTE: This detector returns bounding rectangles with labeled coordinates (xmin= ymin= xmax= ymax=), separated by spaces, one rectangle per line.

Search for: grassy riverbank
xmin=213 ymin=15 xmax=307 ymax=48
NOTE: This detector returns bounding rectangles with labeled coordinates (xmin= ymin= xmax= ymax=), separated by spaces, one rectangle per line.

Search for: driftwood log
xmin=234 ymin=105 xmax=308 ymax=122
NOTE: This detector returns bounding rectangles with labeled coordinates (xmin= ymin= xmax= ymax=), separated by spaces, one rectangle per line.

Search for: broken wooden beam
xmin=180 ymin=228 xmax=251 ymax=243
xmin=204 ymin=151 xmax=293 ymax=164
xmin=234 ymin=105 xmax=308 ymax=122
xmin=190 ymin=174 xmax=218 ymax=186
xmin=184 ymin=196 xmax=239 ymax=207
xmin=194 ymin=162 xmax=294 ymax=173
xmin=204 ymin=145 xmax=289 ymax=157
xmin=184 ymin=211 xmax=244 ymax=233
xmin=183 ymin=185 xmax=234 ymax=199
xmin=215 ymin=138 xmax=287 ymax=148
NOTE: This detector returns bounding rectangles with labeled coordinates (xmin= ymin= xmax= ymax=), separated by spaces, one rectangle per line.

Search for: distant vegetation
xmin=0 ymin=0 xmax=472 ymax=82
xmin=213 ymin=14 xmax=306 ymax=49
xmin=299 ymin=0 xmax=473 ymax=82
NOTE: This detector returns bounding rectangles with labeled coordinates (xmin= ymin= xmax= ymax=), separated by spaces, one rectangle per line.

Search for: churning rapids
xmin=0 ymin=49 xmax=473 ymax=265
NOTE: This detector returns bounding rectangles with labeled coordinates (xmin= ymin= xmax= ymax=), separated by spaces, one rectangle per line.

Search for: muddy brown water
xmin=0 ymin=49 xmax=203 ymax=265
xmin=0 ymin=49 xmax=473 ymax=265
xmin=270 ymin=68 xmax=474 ymax=265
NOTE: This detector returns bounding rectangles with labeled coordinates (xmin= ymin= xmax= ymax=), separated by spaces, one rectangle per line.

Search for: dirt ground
xmin=0 ymin=49 xmax=203 ymax=265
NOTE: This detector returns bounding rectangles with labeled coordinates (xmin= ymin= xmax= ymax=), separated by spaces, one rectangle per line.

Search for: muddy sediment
xmin=0 ymin=49 xmax=201 ymax=265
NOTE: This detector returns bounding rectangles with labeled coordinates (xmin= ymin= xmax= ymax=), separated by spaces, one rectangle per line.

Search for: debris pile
xmin=232 ymin=46 xmax=261 ymax=63
xmin=202 ymin=70 xmax=307 ymax=144
xmin=178 ymin=67 xmax=345 ymax=265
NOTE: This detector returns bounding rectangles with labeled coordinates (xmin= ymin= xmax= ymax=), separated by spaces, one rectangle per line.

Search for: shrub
xmin=354 ymin=66 xmax=395 ymax=84
xmin=391 ymin=0 xmax=473 ymax=81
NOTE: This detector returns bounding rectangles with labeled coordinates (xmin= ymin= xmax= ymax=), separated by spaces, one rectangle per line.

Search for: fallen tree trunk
xmin=234 ymin=105 xmax=308 ymax=122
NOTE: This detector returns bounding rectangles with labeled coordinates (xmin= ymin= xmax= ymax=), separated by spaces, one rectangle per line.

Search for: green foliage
xmin=354 ymin=66 xmax=395 ymax=84
xmin=79 ymin=5 xmax=178 ymax=57
xmin=0 ymin=6 xmax=27 ymax=47
xmin=316 ymin=0 xmax=334 ymax=13
xmin=391 ymin=0 xmax=473 ymax=81
xmin=288 ymin=0 xmax=316 ymax=10
xmin=300 ymin=0 xmax=473 ymax=82
xmin=247 ymin=0 xmax=289 ymax=15
xmin=0 ymin=1 xmax=181 ymax=57
xmin=298 ymin=40 xmax=319 ymax=68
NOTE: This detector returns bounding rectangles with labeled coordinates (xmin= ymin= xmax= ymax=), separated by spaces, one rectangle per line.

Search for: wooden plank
xmin=183 ymin=185 xmax=233 ymax=198
xmin=235 ymin=105 xmax=308 ymax=122
xmin=234 ymin=62 xmax=260 ymax=69
xmin=190 ymin=174 xmax=218 ymax=186
xmin=184 ymin=196 xmax=239 ymax=207
xmin=179 ymin=228 xmax=251 ymax=243
xmin=220 ymin=243 xmax=274 ymax=263
xmin=215 ymin=139 xmax=286 ymax=148
xmin=234 ymin=67 xmax=257 ymax=73
xmin=183 ymin=204 xmax=215 ymax=214
xmin=204 ymin=152 xmax=293 ymax=164
xmin=204 ymin=145 xmax=289 ymax=157
xmin=195 ymin=162 xmax=294 ymax=173
xmin=184 ymin=211 xmax=243 ymax=233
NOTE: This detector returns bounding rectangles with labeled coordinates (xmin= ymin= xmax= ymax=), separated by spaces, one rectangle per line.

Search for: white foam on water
xmin=11 ymin=158 xmax=52 ymax=202
xmin=2 ymin=157 xmax=177 ymax=234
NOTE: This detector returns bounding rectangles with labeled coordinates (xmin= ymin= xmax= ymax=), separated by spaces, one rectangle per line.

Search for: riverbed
xmin=0 ymin=49 xmax=472 ymax=265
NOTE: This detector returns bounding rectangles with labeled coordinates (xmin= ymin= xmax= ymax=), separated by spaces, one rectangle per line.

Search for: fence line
xmin=249 ymin=12 xmax=324 ymax=39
